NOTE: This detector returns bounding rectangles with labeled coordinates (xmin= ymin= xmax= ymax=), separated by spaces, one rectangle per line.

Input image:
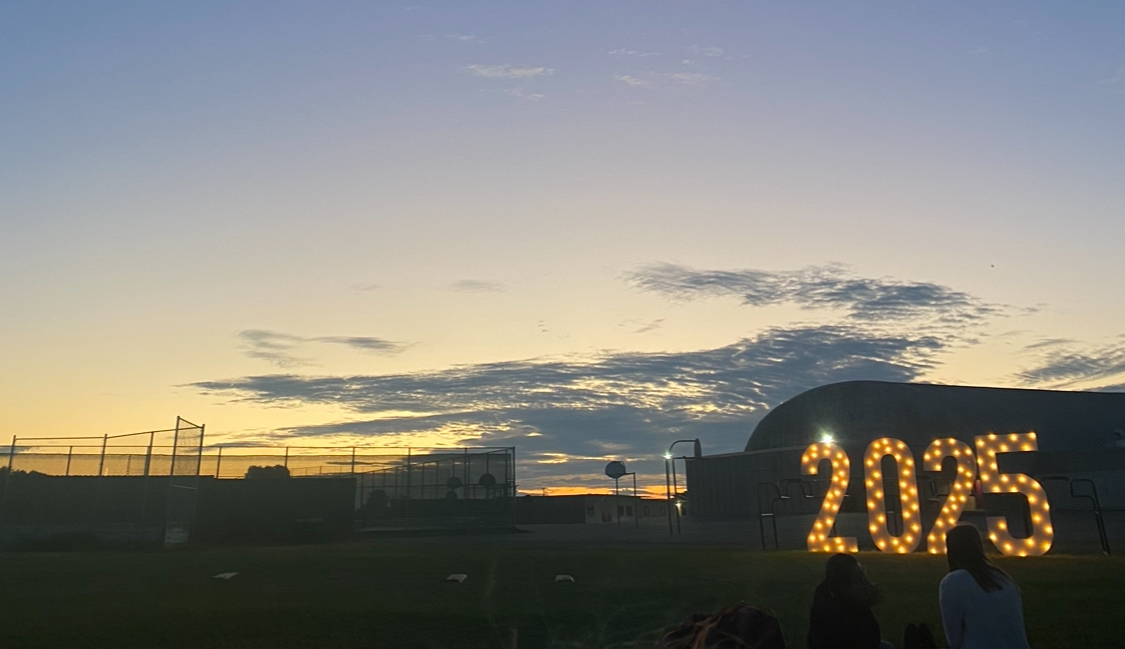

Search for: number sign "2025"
xmin=801 ymin=433 xmax=1053 ymax=557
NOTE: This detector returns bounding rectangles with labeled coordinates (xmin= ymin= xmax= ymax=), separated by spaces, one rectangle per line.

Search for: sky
xmin=2 ymin=1 xmax=1123 ymax=494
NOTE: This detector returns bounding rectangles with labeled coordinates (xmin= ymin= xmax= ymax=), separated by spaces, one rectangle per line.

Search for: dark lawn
xmin=1 ymin=542 xmax=1121 ymax=648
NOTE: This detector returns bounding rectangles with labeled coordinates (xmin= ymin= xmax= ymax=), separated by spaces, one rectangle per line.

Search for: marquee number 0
xmin=863 ymin=438 xmax=922 ymax=553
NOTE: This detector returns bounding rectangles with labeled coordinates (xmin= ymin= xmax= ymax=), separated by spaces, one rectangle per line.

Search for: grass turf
xmin=1 ymin=541 xmax=1122 ymax=648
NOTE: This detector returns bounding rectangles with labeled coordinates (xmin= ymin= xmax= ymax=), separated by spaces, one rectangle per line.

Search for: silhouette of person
xmin=939 ymin=524 xmax=1031 ymax=649
xmin=808 ymin=553 xmax=895 ymax=649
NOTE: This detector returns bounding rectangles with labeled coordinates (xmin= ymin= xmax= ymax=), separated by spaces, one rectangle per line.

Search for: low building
xmin=515 ymin=494 xmax=670 ymax=525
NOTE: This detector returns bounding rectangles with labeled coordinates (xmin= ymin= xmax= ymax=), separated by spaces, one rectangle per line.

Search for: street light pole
xmin=664 ymin=453 xmax=673 ymax=534
xmin=631 ymin=471 xmax=639 ymax=529
xmin=614 ymin=476 xmax=620 ymax=528
xmin=666 ymin=439 xmax=700 ymax=536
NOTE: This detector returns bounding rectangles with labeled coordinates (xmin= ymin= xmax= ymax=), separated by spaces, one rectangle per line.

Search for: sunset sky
xmin=2 ymin=1 xmax=1123 ymax=493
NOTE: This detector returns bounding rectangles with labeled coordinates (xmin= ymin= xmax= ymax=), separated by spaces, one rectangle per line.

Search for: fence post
xmin=169 ymin=417 xmax=181 ymax=476
xmin=0 ymin=435 xmax=15 ymax=525
xmin=139 ymin=434 xmax=151 ymax=523
xmin=143 ymin=432 xmax=154 ymax=477
xmin=284 ymin=447 xmax=289 ymax=470
xmin=404 ymin=448 xmax=412 ymax=520
xmin=65 ymin=446 xmax=73 ymax=477
xmin=196 ymin=425 xmax=205 ymax=477
xmin=97 ymin=434 xmax=108 ymax=476
xmin=351 ymin=447 xmax=356 ymax=475
xmin=215 ymin=446 xmax=224 ymax=479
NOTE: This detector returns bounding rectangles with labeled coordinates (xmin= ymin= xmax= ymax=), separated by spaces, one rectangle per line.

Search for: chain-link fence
xmin=0 ymin=417 xmax=205 ymax=547
xmin=201 ymin=445 xmax=517 ymax=530
xmin=164 ymin=418 xmax=205 ymax=545
xmin=2 ymin=425 xmax=516 ymax=539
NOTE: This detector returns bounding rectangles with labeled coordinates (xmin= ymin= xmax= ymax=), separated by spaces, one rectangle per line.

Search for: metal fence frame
xmin=2 ymin=431 xmax=518 ymax=534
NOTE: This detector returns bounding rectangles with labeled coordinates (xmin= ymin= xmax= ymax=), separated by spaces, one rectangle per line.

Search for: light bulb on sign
xmin=923 ymin=438 xmax=977 ymax=554
xmin=974 ymin=432 xmax=1053 ymax=556
xmin=800 ymin=441 xmax=858 ymax=553
xmin=863 ymin=437 xmax=921 ymax=553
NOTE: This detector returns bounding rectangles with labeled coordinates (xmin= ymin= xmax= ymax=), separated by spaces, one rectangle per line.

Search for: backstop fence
xmin=1 ymin=421 xmax=517 ymax=540
xmin=0 ymin=417 xmax=205 ymax=546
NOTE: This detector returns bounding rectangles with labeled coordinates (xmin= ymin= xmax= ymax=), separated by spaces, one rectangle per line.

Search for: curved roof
xmin=745 ymin=381 xmax=1125 ymax=455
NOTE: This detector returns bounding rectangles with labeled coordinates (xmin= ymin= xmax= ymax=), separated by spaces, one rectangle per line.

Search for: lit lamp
xmin=863 ymin=438 xmax=921 ymax=553
xmin=664 ymin=439 xmax=699 ymax=535
xmin=801 ymin=442 xmax=857 ymax=553
xmin=975 ymin=432 xmax=1053 ymax=557
xmin=923 ymin=438 xmax=977 ymax=554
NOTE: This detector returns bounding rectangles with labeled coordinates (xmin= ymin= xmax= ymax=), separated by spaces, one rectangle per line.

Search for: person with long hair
xmin=940 ymin=524 xmax=1031 ymax=649
xmin=808 ymin=553 xmax=893 ymax=649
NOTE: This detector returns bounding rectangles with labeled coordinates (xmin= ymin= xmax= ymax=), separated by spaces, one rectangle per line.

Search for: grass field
xmin=1 ymin=538 xmax=1122 ymax=648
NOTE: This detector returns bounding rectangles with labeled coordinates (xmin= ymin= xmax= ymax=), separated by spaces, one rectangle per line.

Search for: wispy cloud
xmin=665 ymin=72 xmax=718 ymax=85
xmin=633 ymin=319 xmax=664 ymax=334
xmin=196 ymin=323 xmax=944 ymax=468
xmin=503 ymin=88 xmax=546 ymax=101
xmin=614 ymin=74 xmax=650 ymax=87
xmin=203 ymin=267 xmax=1012 ymax=489
xmin=316 ymin=336 xmax=408 ymax=353
xmin=608 ymin=49 xmax=660 ymax=57
xmin=237 ymin=329 xmax=409 ymax=367
xmin=625 ymin=263 xmax=1002 ymax=328
xmin=447 ymin=279 xmax=507 ymax=293
xmin=966 ymin=46 xmax=990 ymax=56
xmin=464 ymin=64 xmax=553 ymax=79
xmin=351 ymin=283 xmax=381 ymax=292
xmin=687 ymin=45 xmax=724 ymax=58
xmin=616 ymin=72 xmax=718 ymax=88
xmin=238 ymin=330 xmax=309 ymax=368
xmin=1015 ymin=337 xmax=1125 ymax=389
xmin=448 ymin=33 xmax=480 ymax=43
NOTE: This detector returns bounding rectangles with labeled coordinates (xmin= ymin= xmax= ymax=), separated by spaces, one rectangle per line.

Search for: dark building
xmin=686 ymin=381 xmax=1125 ymax=552
xmin=515 ymin=494 xmax=669 ymax=525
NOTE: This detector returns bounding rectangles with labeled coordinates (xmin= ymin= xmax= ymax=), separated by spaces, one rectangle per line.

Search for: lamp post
xmin=663 ymin=452 xmax=673 ymax=534
xmin=665 ymin=439 xmax=701 ymax=535
xmin=605 ymin=461 xmax=627 ymax=528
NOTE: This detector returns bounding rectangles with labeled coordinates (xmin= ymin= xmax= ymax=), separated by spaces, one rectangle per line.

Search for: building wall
xmin=686 ymin=381 xmax=1125 ymax=552
xmin=514 ymin=495 xmax=669 ymax=525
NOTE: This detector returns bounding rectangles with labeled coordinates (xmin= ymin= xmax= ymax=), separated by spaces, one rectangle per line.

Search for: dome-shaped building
xmin=685 ymin=381 xmax=1125 ymax=552
xmin=745 ymin=380 xmax=1125 ymax=455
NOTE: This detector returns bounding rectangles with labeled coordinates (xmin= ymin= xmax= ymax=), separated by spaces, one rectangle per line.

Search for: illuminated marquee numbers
xmin=974 ymin=433 xmax=1054 ymax=557
xmin=801 ymin=435 xmax=1053 ymax=555
xmin=801 ymin=442 xmax=858 ymax=553
xmin=863 ymin=438 xmax=922 ymax=553
xmin=923 ymin=438 xmax=978 ymax=554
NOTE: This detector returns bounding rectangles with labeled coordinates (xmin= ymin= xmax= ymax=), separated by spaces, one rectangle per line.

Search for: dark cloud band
xmin=625 ymin=263 xmax=1001 ymax=326
xmin=237 ymin=329 xmax=408 ymax=367
xmin=1016 ymin=338 xmax=1125 ymax=389
xmin=194 ymin=324 xmax=945 ymax=484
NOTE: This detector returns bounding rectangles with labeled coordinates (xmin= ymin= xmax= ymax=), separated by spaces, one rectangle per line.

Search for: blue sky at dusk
xmin=2 ymin=1 xmax=1123 ymax=492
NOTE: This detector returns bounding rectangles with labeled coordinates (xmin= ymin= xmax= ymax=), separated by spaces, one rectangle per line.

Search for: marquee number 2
xmin=923 ymin=438 xmax=978 ymax=554
xmin=801 ymin=442 xmax=858 ymax=553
